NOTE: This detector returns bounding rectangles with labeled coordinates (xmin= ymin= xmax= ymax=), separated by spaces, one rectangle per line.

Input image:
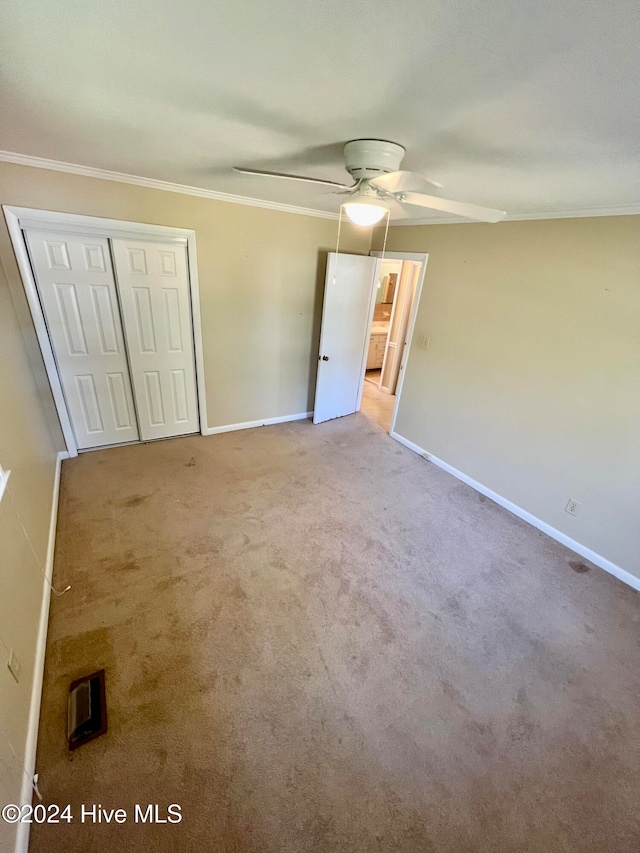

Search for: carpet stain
xmin=466 ymin=719 xmax=498 ymax=758
xmin=229 ymin=580 xmax=248 ymax=601
xmin=154 ymin=575 xmax=184 ymax=592
xmin=508 ymin=713 xmax=538 ymax=743
xmin=444 ymin=595 xmax=467 ymax=620
xmin=440 ymin=679 xmax=469 ymax=715
xmin=121 ymin=493 xmax=152 ymax=508
xmin=184 ymin=536 xmax=222 ymax=558
xmin=98 ymin=549 xmax=142 ymax=574
xmin=569 ymin=560 xmax=591 ymax=573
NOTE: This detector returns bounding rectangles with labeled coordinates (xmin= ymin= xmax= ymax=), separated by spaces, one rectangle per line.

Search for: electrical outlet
xmin=7 ymin=648 xmax=21 ymax=683
xmin=565 ymin=498 xmax=581 ymax=516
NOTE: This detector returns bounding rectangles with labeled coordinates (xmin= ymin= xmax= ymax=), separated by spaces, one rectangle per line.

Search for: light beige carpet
xmin=32 ymin=415 xmax=639 ymax=852
xmin=360 ymin=380 xmax=395 ymax=432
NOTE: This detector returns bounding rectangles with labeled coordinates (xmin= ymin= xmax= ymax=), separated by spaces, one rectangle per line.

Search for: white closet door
xmin=25 ymin=230 xmax=139 ymax=449
xmin=111 ymin=239 xmax=199 ymax=441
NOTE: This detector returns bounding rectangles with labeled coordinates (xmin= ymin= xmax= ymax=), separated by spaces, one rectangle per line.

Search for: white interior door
xmin=25 ymin=230 xmax=139 ymax=449
xmin=111 ymin=239 xmax=199 ymax=440
xmin=313 ymin=252 xmax=379 ymax=424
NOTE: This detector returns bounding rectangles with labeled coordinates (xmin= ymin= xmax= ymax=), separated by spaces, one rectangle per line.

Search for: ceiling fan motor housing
xmin=344 ymin=139 xmax=405 ymax=180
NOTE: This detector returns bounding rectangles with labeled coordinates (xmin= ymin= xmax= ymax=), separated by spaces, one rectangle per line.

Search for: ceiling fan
xmin=234 ymin=139 xmax=506 ymax=226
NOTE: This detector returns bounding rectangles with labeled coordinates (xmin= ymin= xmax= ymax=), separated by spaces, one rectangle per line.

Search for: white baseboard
xmin=389 ymin=432 xmax=426 ymax=457
xmin=390 ymin=430 xmax=640 ymax=592
xmin=206 ymin=411 xmax=312 ymax=435
xmin=15 ymin=450 xmax=68 ymax=853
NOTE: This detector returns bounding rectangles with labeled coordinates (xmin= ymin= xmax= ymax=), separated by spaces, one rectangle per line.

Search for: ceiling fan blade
xmin=383 ymin=198 xmax=414 ymax=221
xmin=369 ymin=170 xmax=443 ymax=194
xmin=233 ymin=167 xmax=355 ymax=189
xmin=400 ymin=192 xmax=506 ymax=223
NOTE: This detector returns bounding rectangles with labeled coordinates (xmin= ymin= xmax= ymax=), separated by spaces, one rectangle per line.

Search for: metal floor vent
xmin=67 ymin=669 xmax=107 ymax=750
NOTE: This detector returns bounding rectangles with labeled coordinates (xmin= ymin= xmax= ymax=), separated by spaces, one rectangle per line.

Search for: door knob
xmin=321 ymin=355 xmax=329 ymax=361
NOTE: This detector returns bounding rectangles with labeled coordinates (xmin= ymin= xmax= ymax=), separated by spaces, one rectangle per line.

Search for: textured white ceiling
xmin=1 ymin=0 xmax=639 ymax=220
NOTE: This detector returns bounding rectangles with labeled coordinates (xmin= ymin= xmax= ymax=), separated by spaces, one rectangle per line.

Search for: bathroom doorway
xmin=360 ymin=252 xmax=427 ymax=434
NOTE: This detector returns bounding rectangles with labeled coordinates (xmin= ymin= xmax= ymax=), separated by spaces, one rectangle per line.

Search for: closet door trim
xmin=3 ymin=206 xmax=208 ymax=457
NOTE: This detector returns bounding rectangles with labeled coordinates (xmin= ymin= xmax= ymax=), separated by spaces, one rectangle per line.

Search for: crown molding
xmin=389 ymin=203 xmax=640 ymax=225
xmin=1 ymin=150 xmax=638 ymax=225
xmin=0 ymin=150 xmax=340 ymax=221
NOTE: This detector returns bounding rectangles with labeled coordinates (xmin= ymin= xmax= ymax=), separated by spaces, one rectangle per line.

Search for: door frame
xmin=379 ymin=261 xmax=422 ymax=396
xmin=378 ymin=259 xmax=411 ymax=394
xmin=369 ymin=251 xmax=428 ymax=434
xmin=374 ymin=259 xmax=403 ymax=392
xmin=3 ymin=206 xmax=208 ymax=457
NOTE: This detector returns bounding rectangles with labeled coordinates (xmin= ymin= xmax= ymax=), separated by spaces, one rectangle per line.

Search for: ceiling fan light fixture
xmin=342 ymin=200 xmax=388 ymax=227
xmin=234 ymin=138 xmax=506 ymax=224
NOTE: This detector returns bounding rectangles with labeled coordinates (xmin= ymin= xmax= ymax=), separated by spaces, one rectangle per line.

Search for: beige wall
xmin=0 ymin=257 xmax=61 ymax=846
xmin=374 ymin=217 xmax=640 ymax=577
xmin=0 ymin=162 xmax=370 ymax=430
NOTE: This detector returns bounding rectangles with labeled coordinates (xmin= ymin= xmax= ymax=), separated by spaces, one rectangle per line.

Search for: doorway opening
xmin=312 ymin=251 xmax=427 ymax=430
xmin=360 ymin=254 xmax=425 ymax=434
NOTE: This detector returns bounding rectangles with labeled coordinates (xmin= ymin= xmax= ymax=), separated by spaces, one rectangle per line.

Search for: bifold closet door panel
xmin=111 ymin=239 xmax=199 ymax=440
xmin=25 ymin=230 xmax=140 ymax=449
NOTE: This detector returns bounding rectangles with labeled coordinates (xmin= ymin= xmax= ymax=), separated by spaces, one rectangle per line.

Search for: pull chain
xmin=380 ymin=209 xmax=391 ymax=261
xmin=333 ymin=206 xmax=344 ymax=285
